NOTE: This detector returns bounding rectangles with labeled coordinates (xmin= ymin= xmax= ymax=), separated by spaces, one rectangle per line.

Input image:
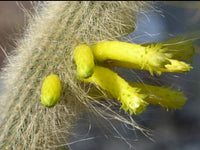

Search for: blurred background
xmin=0 ymin=2 xmax=200 ymax=150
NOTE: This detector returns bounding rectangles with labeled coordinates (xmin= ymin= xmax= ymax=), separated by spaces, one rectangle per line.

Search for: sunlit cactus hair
xmin=0 ymin=1 xmax=152 ymax=150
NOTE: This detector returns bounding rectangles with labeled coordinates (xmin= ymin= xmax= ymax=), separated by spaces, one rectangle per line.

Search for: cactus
xmin=0 ymin=1 xmax=151 ymax=150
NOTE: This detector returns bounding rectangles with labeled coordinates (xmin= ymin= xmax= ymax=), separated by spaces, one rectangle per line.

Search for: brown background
xmin=0 ymin=1 xmax=34 ymax=68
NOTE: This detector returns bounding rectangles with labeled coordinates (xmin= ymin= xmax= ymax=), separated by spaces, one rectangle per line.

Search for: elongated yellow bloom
xmin=91 ymin=41 xmax=172 ymax=75
xmin=41 ymin=74 xmax=62 ymax=107
xmin=73 ymin=44 xmax=95 ymax=79
xmin=92 ymin=41 xmax=193 ymax=75
xmin=88 ymin=81 xmax=187 ymax=110
xmin=129 ymin=82 xmax=187 ymax=110
xmin=84 ymin=66 xmax=148 ymax=115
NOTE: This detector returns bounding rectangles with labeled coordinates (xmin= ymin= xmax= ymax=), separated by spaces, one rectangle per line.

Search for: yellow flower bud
xmin=41 ymin=74 xmax=62 ymax=107
xmin=73 ymin=44 xmax=95 ymax=79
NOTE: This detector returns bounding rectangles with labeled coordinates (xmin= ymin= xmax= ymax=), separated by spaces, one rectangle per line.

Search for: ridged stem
xmin=0 ymin=2 xmax=149 ymax=149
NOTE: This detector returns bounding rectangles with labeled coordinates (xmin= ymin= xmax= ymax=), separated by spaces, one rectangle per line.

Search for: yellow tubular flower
xmin=88 ymin=81 xmax=187 ymax=110
xmin=91 ymin=41 xmax=172 ymax=75
xmin=73 ymin=44 xmax=95 ymax=79
xmin=129 ymin=82 xmax=187 ymax=110
xmin=41 ymin=74 xmax=62 ymax=107
xmin=92 ymin=41 xmax=193 ymax=75
xmin=84 ymin=66 xmax=148 ymax=115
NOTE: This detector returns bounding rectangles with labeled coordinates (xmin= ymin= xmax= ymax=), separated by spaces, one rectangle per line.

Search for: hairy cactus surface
xmin=0 ymin=2 xmax=151 ymax=150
